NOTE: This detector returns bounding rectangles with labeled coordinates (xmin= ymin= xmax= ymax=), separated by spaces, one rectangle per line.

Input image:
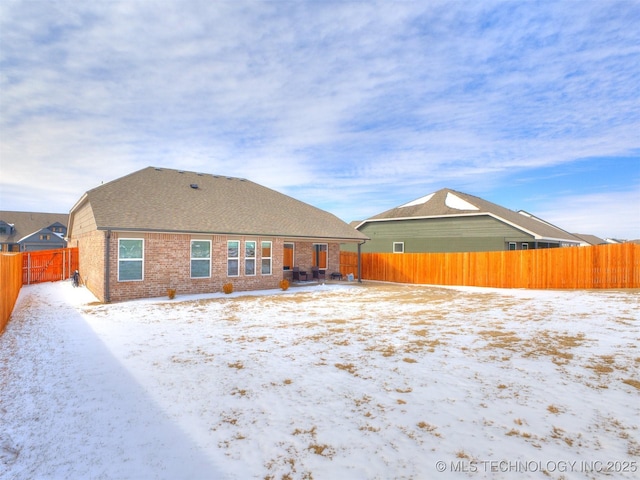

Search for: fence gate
xmin=22 ymin=248 xmax=79 ymax=285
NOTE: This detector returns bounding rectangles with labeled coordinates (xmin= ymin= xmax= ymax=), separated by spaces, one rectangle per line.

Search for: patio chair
xmin=311 ymin=266 xmax=325 ymax=281
xmin=293 ymin=267 xmax=308 ymax=281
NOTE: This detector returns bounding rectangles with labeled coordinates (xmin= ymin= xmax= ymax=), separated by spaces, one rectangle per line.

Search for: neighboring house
xmin=0 ymin=212 xmax=68 ymax=251
xmin=345 ymin=188 xmax=581 ymax=254
xmin=571 ymin=233 xmax=608 ymax=246
xmin=67 ymin=167 xmax=368 ymax=302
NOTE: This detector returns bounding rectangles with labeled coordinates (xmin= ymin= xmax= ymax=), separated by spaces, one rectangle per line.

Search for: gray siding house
xmin=0 ymin=212 xmax=68 ymax=251
xmin=346 ymin=188 xmax=580 ymax=254
xmin=67 ymin=167 xmax=368 ymax=302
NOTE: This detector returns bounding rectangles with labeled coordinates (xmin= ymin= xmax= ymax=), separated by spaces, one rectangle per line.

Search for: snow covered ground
xmin=1 ymin=281 xmax=638 ymax=480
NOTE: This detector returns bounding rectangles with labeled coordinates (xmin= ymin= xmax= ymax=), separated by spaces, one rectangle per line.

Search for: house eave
xmin=357 ymin=212 xmax=578 ymax=244
xmin=95 ymin=226 xmax=368 ymax=243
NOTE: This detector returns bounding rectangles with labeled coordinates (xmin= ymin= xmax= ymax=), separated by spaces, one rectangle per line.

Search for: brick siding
xmin=73 ymin=231 xmax=342 ymax=302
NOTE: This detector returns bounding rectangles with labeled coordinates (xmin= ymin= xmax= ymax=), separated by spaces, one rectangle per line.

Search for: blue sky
xmin=1 ymin=0 xmax=638 ymax=239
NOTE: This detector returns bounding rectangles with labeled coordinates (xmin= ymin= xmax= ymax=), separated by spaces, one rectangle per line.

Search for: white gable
xmin=445 ymin=192 xmax=479 ymax=211
xmin=399 ymin=193 xmax=435 ymax=208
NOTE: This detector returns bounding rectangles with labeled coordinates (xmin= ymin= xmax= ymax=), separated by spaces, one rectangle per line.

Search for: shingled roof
xmin=0 ymin=211 xmax=69 ymax=243
xmin=70 ymin=167 xmax=367 ymax=242
xmin=360 ymin=188 xmax=580 ymax=243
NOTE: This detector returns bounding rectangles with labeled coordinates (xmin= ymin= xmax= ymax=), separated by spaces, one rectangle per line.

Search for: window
xmin=40 ymin=234 xmax=50 ymax=240
xmin=191 ymin=240 xmax=211 ymax=278
xmin=245 ymin=241 xmax=256 ymax=276
xmin=228 ymin=240 xmax=239 ymax=276
xmin=312 ymin=243 xmax=328 ymax=269
xmin=119 ymin=239 xmax=143 ymax=281
xmin=261 ymin=241 xmax=272 ymax=275
xmin=393 ymin=242 xmax=404 ymax=253
xmin=522 ymin=243 xmax=529 ymax=250
xmin=508 ymin=242 xmax=517 ymax=251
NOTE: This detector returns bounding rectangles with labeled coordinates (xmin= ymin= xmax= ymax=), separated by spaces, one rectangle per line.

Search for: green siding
xmin=345 ymin=216 xmax=535 ymax=253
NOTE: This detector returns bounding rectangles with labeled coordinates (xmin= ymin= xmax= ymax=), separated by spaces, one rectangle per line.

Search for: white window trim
xmin=261 ymin=241 xmax=272 ymax=275
xmin=118 ymin=238 xmax=144 ymax=282
xmin=190 ymin=239 xmax=211 ymax=279
xmin=393 ymin=242 xmax=404 ymax=253
xmin=245 ymin=240 xmax=256 ymax=276
xmin=508 ymin=242 xmax=517 ymax=251
xmin=227 ymin=240 xmax=240 ymax=277
xmin=522 ymin=243 xmax=529 ymax=250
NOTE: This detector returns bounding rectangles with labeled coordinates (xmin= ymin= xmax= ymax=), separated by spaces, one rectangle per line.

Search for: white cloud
xmin=534 ymin=187 xmax=640 ymax=240
xmin=1 ymin=0 xmax=638 ymax=239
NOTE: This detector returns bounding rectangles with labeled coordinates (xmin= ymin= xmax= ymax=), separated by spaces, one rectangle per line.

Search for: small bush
xmin=223 ymin=282 xmax=234 ymax=294
xmin=279 ymin=279 xmax=290 ymax=291
xmin=167 ymin=288 xmax=176 ymax=300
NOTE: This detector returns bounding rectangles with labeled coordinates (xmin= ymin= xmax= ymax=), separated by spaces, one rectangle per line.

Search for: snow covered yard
xmin=1 ymin=281 xmax=638 ymax=480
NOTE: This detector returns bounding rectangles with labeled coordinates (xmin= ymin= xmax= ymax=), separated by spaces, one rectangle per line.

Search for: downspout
xmin=105 ymin=230 xmax=111 ymax=303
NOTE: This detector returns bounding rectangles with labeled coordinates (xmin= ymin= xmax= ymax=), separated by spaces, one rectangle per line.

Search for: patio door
xmin=312 ymin=244 xmax=328 ymax=269
xmin=283 ymin=243 xmax=294 ymax=270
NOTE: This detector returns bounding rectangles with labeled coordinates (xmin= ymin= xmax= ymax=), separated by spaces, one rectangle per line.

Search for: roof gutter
xmin=94 ymin=226 xmax=369 ymax=243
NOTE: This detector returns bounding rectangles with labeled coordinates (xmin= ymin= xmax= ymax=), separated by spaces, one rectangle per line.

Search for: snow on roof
xmin=399 ymin=193 xmax=435 ymax=208
xmin=444 ymin=192 xmax=479 ymax=211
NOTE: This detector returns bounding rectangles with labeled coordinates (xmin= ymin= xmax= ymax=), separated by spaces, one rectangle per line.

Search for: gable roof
xmin=70 ymin=167 xmax=367 ymax=242
xmin=571 ymin=233 xmax=607 ymax=246
xmin=359 ymin=188 xmax=580 ymax=244
xmin=0 ymin=211 xmax=69 ymax=244
xmin=18 ymin=227 xmax=66 ymax=244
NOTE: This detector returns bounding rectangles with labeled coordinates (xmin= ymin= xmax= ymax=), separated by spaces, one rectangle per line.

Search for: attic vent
xmin=190 ymin=184 xmax=199 ymax=189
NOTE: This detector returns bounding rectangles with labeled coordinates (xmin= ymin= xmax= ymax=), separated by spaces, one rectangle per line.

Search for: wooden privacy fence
xmin=0 ymin=253 xmax=23 ymax=334
xmin=1 ymin=248 xmax=79 ymax=334
xmin=340 ymin=243 xmax=640 ymax=289
xmin=22 ymin=247 xmax=79 ymax=285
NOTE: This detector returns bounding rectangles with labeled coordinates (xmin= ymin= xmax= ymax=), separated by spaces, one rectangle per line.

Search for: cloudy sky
xmin=1 ymin=0 xmax=639 ymax=239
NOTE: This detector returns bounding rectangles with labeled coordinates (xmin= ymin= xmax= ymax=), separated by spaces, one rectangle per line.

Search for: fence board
xmin=340 ymin=244 xmax=639 ymax=289
xmin=22 ymin=248 xmax=79 ymax=285
xmin=1 ymin=248 xmax=79 ymax=335
xmin=0 ymin=253 xmax=23 ymax=334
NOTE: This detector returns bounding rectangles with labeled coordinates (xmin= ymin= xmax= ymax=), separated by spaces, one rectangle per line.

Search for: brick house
xmin=67 ymin=167 xmax=368 ymax=302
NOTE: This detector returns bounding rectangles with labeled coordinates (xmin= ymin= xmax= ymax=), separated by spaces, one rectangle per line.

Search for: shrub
xmin=167 ymin=288 xmax=176 ymax=300
xmin=223 ymin=282 xmax=234 ymax=294
xmin=279 ymin=279 xmax=290 ymax=291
